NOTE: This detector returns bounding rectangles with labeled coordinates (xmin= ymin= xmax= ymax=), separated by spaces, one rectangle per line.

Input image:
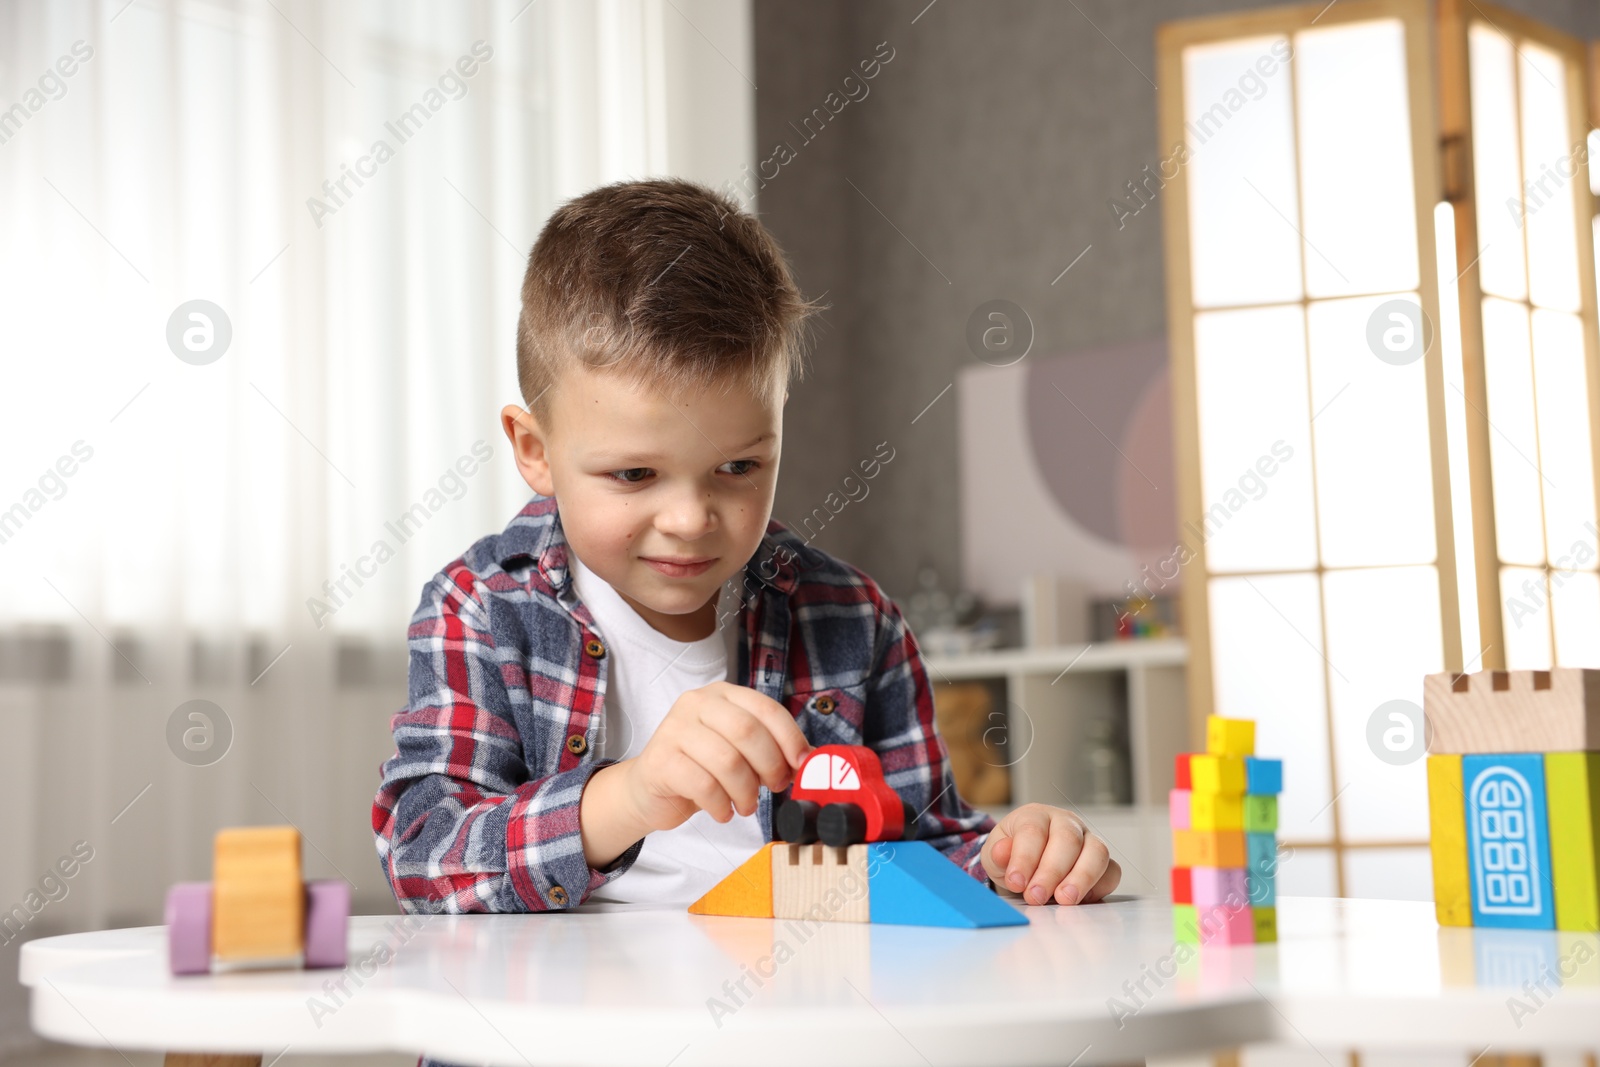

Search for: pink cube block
xmin=1194 ymin=901 xmax=1254 ymax=945
xmin=1169 ymin=788 xmax=1191 ymax=830
xmin=1190 ymin=866 xmax=1248 ymax=908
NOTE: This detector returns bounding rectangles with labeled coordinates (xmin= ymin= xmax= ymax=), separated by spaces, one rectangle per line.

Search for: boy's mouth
xmin=640 ymin=555 xmax=717 ymax=578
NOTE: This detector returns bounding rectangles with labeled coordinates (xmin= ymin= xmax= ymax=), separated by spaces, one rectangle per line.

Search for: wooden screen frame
xmin=1157 ymin=0 xmax=1460 ymax=883
xmin=1438 ymin=0 xmax=1600 ymax=673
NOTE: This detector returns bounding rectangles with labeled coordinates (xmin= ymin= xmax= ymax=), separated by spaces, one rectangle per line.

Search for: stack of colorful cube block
xmin=1424 ymin=668 xmax=1600 ymax=931
xmin=1170 ymin=715 xmax=1282 ymax=945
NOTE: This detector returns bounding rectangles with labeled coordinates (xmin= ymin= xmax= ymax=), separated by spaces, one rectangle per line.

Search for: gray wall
xmin=755 ymin=0 xmax=1600 ymax=606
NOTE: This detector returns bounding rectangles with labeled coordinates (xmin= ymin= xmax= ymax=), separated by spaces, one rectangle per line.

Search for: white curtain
xmin=0 ymin=0 xmax=752 ymax=1054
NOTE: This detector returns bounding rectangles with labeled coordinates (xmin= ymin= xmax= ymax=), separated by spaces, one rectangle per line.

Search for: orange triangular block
xmin=689 ymin=843 xmax=775 ymax=918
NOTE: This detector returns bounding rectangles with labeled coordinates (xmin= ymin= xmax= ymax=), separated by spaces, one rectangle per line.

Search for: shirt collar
xmin=495 ymin=494 xmax=812 ymax=597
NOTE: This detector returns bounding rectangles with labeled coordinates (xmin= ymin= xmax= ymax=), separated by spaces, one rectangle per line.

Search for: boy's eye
xmin=721 ymin=459 xmax=759 ymax=476
xmin=608 ymin=468 xmax=653 ymax=484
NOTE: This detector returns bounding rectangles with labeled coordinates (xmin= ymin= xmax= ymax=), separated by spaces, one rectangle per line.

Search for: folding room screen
xmin=1158 ymin=0 xmax=1600 ymax=893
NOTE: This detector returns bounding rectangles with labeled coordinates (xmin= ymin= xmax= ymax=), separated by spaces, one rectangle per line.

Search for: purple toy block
xmin=165 ymin=881 xmax=213 ymax=975
xmin=304 ymin=880 xmax=350 ymax=969
xmin=1170 ymin=788 xmax=1192 ymax=830
xmin=1190 ymin=867 xmax=1248 ymax=908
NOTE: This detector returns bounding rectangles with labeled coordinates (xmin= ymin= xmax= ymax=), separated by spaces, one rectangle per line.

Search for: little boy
xmin=371 ymin=179 xmax=1120 ymax=921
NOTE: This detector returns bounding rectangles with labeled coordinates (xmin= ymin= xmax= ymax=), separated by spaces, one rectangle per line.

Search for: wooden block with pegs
xmin=771 ymin=843 xmax=870 ymax=923
xmin=1423 ymin=668 xmax=1600 ymax=754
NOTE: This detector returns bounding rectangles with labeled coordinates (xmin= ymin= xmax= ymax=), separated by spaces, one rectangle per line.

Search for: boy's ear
xmin=501 ymin=403 xmax=556 ymax=497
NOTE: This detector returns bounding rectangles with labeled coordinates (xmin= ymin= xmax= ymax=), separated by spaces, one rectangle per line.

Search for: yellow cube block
xmin=212 ymin=826 xmax=304 ymax=964
xmin=1190 ymin=791 xmax=1243 ymax=831
xmin=1206 ymin=716 xmax=1256 ymax=758
xmin=1190 ymin=754 xmax=1246 ymax=795
xmin=1252 ymin=906 xmax=1277 ymax=943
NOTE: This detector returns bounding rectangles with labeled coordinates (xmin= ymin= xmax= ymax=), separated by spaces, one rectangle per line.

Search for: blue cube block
xmin=1464 ymin=753 xmax=1555 ymax=930
xmin=1245 ymin=757 xmax=1282 ymax=795
xmin=1246 ymin=831 xmax=1277 ymax=905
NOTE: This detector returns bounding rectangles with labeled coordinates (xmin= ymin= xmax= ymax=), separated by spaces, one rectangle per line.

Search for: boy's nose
xmin=654 ymin=492 xmax=717 ymax=539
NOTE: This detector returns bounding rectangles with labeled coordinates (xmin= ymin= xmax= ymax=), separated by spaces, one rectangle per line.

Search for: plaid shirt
xmin=371 ymin=493 xmax=995 ymax=913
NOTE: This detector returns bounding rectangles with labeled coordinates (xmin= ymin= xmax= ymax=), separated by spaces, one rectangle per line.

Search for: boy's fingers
xmin=1025 ymin=813 xmax=1086 ymax=905
xmin=719 ymin=683 xmax=812 ymax=769
xmin=1082 ymin=858 xmax=1122 ymax=904
xmin=702 ymin=698 xmax=792 ymax=793
xmin=667 ymin=750 xmax=736 ymax=823
xmin=682 ymin=730 xmax=762 ymax=817
xmin=988 ymin=831 xmax=1013 ymax=870
xmin=1001 ymin=818 xmax=1049 ymax=895
xmin=980 ymin=825 xmax=1012 ymax=884
xmin=1054 ymin=830 xmax=1110 ymax=906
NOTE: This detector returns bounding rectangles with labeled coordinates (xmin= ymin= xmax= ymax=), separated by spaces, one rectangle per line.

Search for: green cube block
xmin=1173 ymin=903 xmax=1199 ymax=943
xmin=1547 ymin=752 xmax=1600 ymax=931
xmin=1244 ymin=794 xmax=1278 ymax=833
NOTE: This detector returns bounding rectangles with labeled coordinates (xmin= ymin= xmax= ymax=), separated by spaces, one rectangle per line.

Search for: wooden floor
xmin=1 ymin=1045 xmax=416 ymax=1067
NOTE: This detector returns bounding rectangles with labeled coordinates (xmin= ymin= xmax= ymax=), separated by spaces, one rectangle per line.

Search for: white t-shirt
xmin=570 ymin=553 xmax=765 ymax=905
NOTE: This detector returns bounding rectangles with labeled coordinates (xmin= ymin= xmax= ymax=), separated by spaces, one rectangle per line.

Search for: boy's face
xmin=502 ymin=360 xmax=782 ymax=642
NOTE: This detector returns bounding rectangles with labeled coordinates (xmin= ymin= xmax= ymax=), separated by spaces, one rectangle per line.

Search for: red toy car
xmin=776 ymin=744 xmax=919 ymax=847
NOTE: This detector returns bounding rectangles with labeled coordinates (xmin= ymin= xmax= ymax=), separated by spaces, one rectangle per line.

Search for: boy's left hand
xmin=979 ymin=803 xmax=1121 ymax=906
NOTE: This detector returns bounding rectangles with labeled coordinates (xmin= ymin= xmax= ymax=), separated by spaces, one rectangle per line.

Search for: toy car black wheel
xmin=776 ymin=799 xmax=820 ymax=844
xmin=817 ymin=802 xmax=867 ymax=847
xmin=900 ymin=800 xmax=920 ymax=841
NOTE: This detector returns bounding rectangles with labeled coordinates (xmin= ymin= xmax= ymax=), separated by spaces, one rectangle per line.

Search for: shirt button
xmin=814 ymin=694 xmax=837 ymax=715
xmin=566 ymin=734 xmax=588 ymax=756
xmin=584 ymin=637 xmax=606 ymax=658
xmin=549 ymin=885 xmax=569 ymax=907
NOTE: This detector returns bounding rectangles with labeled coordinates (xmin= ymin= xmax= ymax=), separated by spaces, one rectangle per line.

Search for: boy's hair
xmin=516 ymin=178 xmax=822 ymax=424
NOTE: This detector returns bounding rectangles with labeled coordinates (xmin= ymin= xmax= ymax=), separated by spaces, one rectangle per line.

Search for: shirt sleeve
xmin=864 ymin=590 xmax=996 ymax=886
xmin=371 ymin=566 xmax=642 ymax=913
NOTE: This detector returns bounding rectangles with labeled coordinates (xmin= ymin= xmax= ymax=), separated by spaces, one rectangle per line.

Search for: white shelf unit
xmin=924 ymin=639 xmax=1191 ymax=896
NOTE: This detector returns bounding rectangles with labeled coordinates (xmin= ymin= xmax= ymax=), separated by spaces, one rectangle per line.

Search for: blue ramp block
xmin=1464 ymin=753 xmax=1556 ymax=930
xmin=866 ymin=842 xmax=1028 ymax=929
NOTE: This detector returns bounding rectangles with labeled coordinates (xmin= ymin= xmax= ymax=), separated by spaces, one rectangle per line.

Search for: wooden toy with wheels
xmin=165 ymin=825 xmax=350 ymax=975
xmin=775 ymin=744 xmax=919 ymax=847
xmin=691 ymin=743 xmax=1027 ymax=929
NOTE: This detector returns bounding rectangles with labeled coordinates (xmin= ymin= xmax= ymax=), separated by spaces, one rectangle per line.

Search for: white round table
xmin=20 ymin=897 xmax=1600 ymax=1066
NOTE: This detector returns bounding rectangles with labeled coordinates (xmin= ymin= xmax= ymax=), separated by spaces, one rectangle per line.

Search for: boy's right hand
xmin=619 ymin=681 xmax=812 ymax=832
